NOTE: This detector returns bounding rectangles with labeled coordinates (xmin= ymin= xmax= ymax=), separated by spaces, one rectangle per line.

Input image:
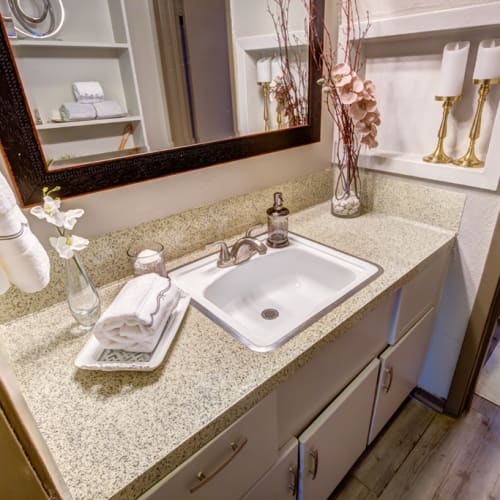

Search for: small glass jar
xmin=127 ymin=240 xmax=168 ymax=277
xmin=267 ymin=192 xmax=289 ymax=248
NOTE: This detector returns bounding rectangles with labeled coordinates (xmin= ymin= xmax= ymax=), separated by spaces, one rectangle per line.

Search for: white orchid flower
xmin=30 ymin=196 xmax=64 ymax=227
xmin=61 ymin=209 xmax=85 ymax=230
xmin=49 ymin=235 xmax=89 ymax=259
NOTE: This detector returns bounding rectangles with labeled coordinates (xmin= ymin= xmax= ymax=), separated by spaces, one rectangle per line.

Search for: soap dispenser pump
xmin=267 ymin=192 xmax=289 ymax=248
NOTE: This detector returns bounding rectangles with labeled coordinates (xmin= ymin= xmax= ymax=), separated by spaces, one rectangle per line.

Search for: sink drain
xmin=261 ymin=308 xmax=279 ymax=320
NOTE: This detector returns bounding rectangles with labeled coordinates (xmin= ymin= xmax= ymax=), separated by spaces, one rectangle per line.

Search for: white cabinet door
xmin=389 ymin=249 xmax=449 ymax=344
xmin=141 ymin=393 xmax=278 ymax=500
xmin=277 ymin=293 xmax=395 ymax=447
xmin=298 ymin=359 xmax=380 ymax=500
xmin=242 ymin=438 xmax=299 ymax=500
xmin=369 ymin=307 xmax=435 ymax=444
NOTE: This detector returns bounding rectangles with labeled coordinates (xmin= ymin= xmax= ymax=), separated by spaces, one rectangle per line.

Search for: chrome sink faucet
xmin=208 ymin=224 xmax=267 ymax=268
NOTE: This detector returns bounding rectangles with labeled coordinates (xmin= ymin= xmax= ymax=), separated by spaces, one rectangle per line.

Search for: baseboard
xmin=411 ymin=387 xmax=446 ymax=413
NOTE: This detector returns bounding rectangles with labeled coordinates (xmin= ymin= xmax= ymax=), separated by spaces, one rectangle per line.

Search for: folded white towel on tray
xmin=72 ymin=81 xmax=105 ymax=104
xmin=0 ymin=172 xmax=50 ymax=294
xmin=60 ymin=102 xmax=96 ymax=121
xmin=93 ymin=100 xmax=126 ymax=119
xmin=93 ymin=273 xmax=180 ymax=353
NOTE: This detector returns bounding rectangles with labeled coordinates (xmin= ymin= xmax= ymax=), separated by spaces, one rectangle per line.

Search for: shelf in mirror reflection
xmin=48 ymin=146 xmax=146 ymax=170
xmin=10 ymin=40 xmax=129 ymax=51
xmin=36 ymin=116 xmax=142 ymax=131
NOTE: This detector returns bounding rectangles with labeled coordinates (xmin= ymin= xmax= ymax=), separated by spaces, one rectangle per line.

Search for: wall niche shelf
xmin=232 ymin=31 xmax=308 ymax=135
xmin=340 ymin=2 xmax=500 ymax=191
xmin=9 ymin=0 xmax=149 ymax=165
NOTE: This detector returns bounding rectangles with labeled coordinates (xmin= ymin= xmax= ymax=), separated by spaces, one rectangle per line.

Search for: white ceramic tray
xmin=75 ymin=294 xmax=190 ymax=371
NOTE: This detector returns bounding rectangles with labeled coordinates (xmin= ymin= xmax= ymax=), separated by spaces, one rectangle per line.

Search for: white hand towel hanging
xmin=0 ymin=172 xmax=50 ymax=294
xmin=93 ymin=273 xmax=180 ymax=353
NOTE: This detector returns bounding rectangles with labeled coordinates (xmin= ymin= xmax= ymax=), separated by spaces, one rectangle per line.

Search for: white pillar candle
xmin=271 ymin=56 xmax=282 ymax=80
xmin=473 ymin=39 xmax=500 ymax=80
xmin=257 ymin=57 xmax=272 ymax=83
xmin=436 ymin=41 xmax=470 ymax=97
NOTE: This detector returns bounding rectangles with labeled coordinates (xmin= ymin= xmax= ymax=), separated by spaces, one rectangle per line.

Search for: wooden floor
xmin=329 ymin=396 xmax=500 ymax=500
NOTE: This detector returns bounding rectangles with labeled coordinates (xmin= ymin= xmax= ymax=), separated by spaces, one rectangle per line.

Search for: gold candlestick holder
xmin=453 ymin=78 xmax=500 ymax=168
xmin=259 ymin=82 xmax=271 ymax=131
xmin=423 ymin=95 xmax=461 ymax=164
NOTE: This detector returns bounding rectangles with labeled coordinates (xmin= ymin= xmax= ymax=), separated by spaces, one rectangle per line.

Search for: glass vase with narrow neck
xmin=65 ymin=254 xmax=100 ymax=334
xmin=331 ymin=153 xmax=362 ymax=218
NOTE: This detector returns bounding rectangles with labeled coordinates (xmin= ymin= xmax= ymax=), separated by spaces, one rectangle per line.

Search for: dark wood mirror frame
xmin=0 ymin=0 xmax=324 ymax=206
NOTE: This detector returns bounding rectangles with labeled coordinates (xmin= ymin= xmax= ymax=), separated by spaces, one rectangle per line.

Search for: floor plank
xmin=329 ymin=475 xmax=377 ymax=500
xmin=351 ymin=398 xmax=435 ymax=496
xmin=379 ymin=400 xmax=500 ymax=500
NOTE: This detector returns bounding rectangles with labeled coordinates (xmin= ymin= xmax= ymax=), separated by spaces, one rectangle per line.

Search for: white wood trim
xmin=36 ymin=116 xmax=142 ymax=131
xmin=347 ymin=2 xmax=500 ymax=41
xmin=237 ymin=31 xmax=307 ymax=51
xmin=10 ymin=40 xmax=129 ymax=50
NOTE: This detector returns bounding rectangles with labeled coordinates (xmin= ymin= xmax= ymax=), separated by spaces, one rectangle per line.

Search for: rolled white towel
xmin=0 ymin=172 xmax=50 ymax=294
xmin=72 ymin=81 xmax=105 ymax=104
xmin=93 ymin=273 xmax=180 ymax=353
xmin=93 ymin=100 xmax=127 ymax=119
xmin=60 ymin=103 xmax=96 ymax=122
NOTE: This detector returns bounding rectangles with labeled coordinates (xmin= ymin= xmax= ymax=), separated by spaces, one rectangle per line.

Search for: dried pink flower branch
xmin=306 ymin=0 xmax=380 ymax=200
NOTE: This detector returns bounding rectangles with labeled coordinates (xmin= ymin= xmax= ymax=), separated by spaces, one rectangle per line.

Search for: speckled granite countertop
xmin=0 ymin=202 xmax=458 ymax=500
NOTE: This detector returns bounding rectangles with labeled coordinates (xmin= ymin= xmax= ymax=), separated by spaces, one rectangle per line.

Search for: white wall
xmin=358 ymin=0 xmax=500 ymax=398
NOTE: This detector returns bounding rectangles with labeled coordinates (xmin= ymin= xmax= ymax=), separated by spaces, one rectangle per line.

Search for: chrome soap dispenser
xmin=267 ymin=192 xmax=289 ymax=248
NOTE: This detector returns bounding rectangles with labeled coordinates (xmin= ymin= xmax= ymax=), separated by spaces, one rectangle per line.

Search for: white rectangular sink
xmin=170 ymin=233 xmax=382 ymax=351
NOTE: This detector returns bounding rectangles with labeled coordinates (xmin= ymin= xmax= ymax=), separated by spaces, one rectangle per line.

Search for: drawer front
xmin=369 ymin=307 xmax=435 ymax=444
xmin=390 ymin=249 xmax=449 ymax=344
xmin=298 ymin=359 xmax=380 ymax=500
xmin=277 ymin=293 xmax=395 ymax=447
xmin=242 ymin=438 xmax=299 ymax=500
xmin=142 ymin=393 xmax=278 ymax=500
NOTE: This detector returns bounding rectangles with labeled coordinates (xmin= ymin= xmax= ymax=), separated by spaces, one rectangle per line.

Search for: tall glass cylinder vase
xmin=64 ymin=254 xmax=100 ymax=333
xmin=331 ymin=148 xmax=362 ymax=218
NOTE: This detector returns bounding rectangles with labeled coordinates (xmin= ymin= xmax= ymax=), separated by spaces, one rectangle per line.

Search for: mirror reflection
xmin=2 ymin=0 xmax=309 ymax=169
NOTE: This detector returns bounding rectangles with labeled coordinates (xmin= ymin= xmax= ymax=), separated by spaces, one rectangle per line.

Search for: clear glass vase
xmin=331 ymin=153 xmax=362 ymax=218
xmin=64 ymin=254 xmax=101 ymax=333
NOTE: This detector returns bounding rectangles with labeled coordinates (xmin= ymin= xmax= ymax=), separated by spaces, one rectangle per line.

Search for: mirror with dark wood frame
xmin=0 ymin=0 xmax=324 ymax=206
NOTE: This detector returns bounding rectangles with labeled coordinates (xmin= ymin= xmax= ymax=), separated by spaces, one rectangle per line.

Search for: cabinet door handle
xmin=189 ymin=437 xmax=248 ymax=493
xmin=383 ymin=366 xmax=394 ymax=393
xmin=309 ymin=449 xmax=319 ymax=480
xmin=288 ymin=464 xmax=298 ymax=495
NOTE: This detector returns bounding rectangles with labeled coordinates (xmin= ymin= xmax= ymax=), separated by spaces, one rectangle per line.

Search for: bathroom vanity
xmin=0 ymin=200 xmax=456 ymax=500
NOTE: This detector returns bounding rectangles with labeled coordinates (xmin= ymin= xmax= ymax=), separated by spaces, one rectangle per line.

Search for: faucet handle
xmin=245 ymin=223 xmax=264 ymax=237
xmin=206 ymin=240 xmax=232 ymax=267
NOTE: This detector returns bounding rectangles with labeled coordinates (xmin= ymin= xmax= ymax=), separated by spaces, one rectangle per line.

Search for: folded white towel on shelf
xmin=72 ymin=81 xmax=105 ymax=104
xmin=0 ymin=172 xmax=50 ymax=294
xmin=60 ymin=103 xmax=97 ymax=122
xmin=93 ymin=100 xmax=127 ymax=119
xmin=93 ymin=273 xmax=180 ymax=353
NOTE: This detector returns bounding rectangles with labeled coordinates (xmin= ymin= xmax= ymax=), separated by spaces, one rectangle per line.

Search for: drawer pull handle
xmin=383 ymin=366 xmax=394 ymax=393
xmin=288 ymin=464 xmax=298 ymax=495
xmin=189 ymin=437 xmax=248 ymax=493
xmin=309 ymin=449 xmax=319 ymax=480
